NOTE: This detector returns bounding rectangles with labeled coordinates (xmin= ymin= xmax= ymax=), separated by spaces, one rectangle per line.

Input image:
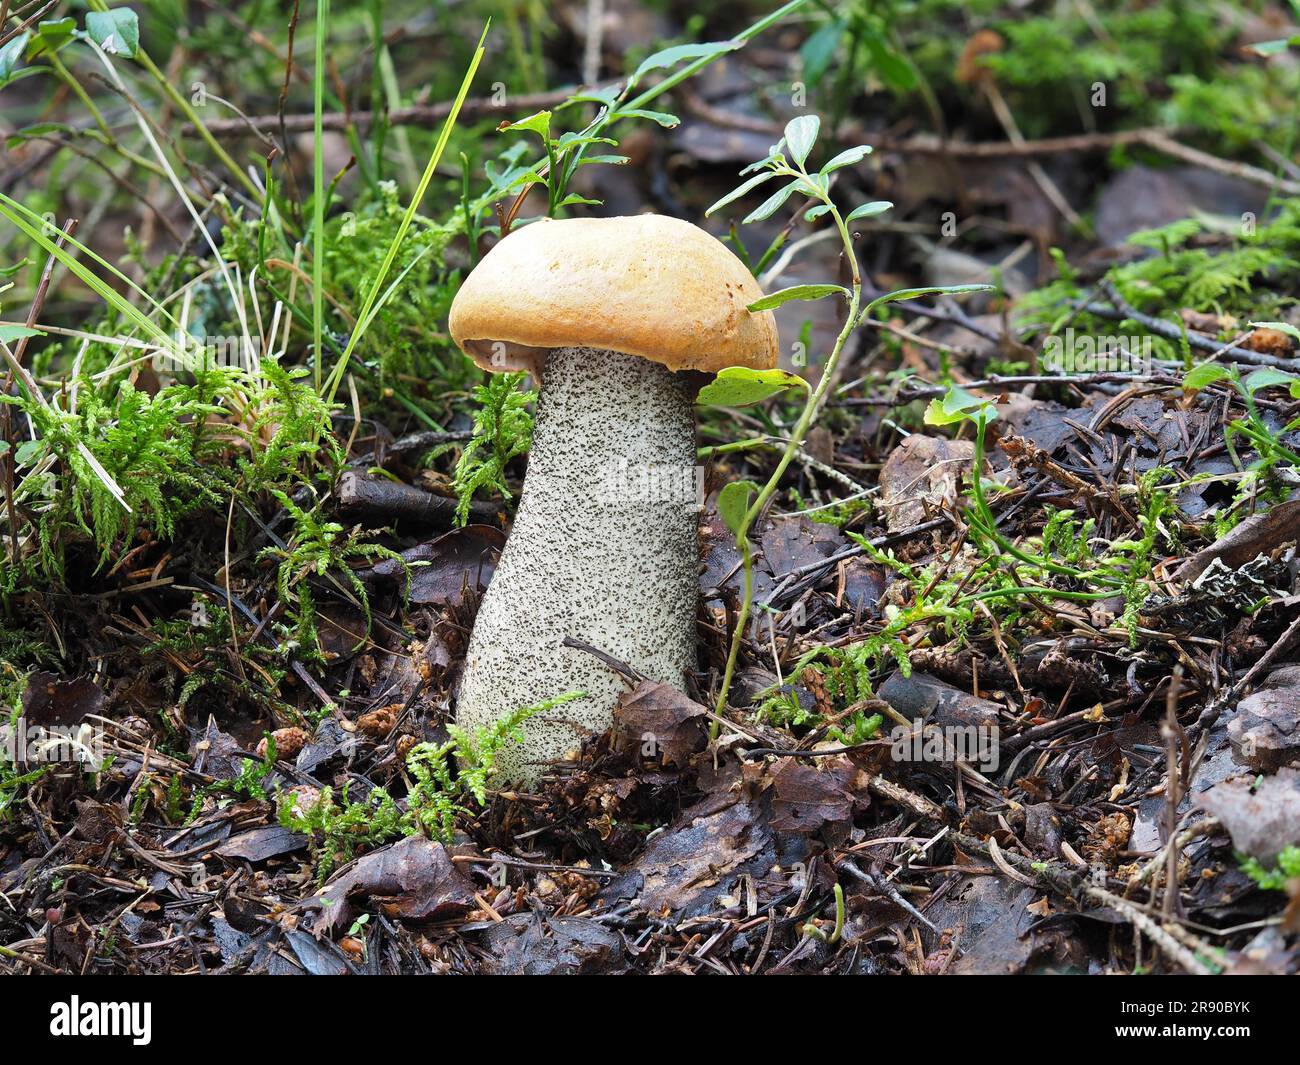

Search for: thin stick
xmin=1160 ymin=666 xmax=1184 ymax=919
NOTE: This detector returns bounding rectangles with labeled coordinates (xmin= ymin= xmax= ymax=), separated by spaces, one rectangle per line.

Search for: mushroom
xmin=448 ymin=214 xmax=778 ymax=782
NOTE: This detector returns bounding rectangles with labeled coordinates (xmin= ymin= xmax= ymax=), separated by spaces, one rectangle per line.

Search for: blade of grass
xmin=321 ymin=24 xmax=489 ymax=406
xmin=313 ymin=0 xmax=330 ymax=391
xmin=0 ymin=194 xmax=177 ymax=348
xmin=0 ymin=193 xmax=180 ymax=326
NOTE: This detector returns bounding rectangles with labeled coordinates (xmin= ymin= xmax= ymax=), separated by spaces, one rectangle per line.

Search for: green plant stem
xmin=44 ymin=52 xmax=169 ymax=182
xmin=829 ymin=882 xmax=845 ymax=944
xmin=714 ymin=202 xmax=860 ymax=718
xmin=957 ymin=584 xmax=1119 ymax=606
xmin=321 ymin=27 xmax=488 ymax=406
xmin=83 ymin=0 xmax=261 ymax=203
xmin=313 ymin=0 xmax=329 ymax=392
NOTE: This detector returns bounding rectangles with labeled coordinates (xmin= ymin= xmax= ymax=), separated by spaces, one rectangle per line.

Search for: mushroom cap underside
xmin=449 ymin=214 xmax=780 ymax=374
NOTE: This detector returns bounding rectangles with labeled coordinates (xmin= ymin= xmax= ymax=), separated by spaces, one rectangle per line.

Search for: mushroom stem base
xmin=454 ymin=347 xmax=700 ymax=782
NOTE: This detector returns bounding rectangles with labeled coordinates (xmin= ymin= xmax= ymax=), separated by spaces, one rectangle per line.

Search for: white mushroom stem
xmin=455 ymin=346 xmax=700 ymax=782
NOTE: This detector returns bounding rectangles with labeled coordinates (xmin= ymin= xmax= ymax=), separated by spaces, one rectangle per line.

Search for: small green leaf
xmin=718 ymin=480 xmax=760 ymax=538
xmin=85 ymin=9 xmax=140 ymax=58
xmin=924 ymin=385 xmax=997 ymax=427
xmin=0 ymin=32 xmax=30 ymax=82
xmin=7 ymin=122 xmax=75 ymax=149
xmin=1182 ymin=363 xmax=1233 ymax=390
xmin=804 ymin=204 xmax=833 ymax=221
xmin=14 ymin=439 xmax=42 ymax=465
xmin=864 ymin=32 xmax=916 ymax=91
xmin=800 ymin=20 xmax=845 ymax=87
xmin=568 ymin=85 xmax=621 ymax=107
xmin=615 ymin=108 xmax=680 ymax=128
xmin=1246 ymin=35 xmax=1300 ymax=56
xmin=556 ymin=193 xmax=602 ymax=208
xmin=784 ymin=115 xmax=820 ymax=167
xmin=630 ymin=41 xmax=739 ymax=87
xmin=1248 ymin=321 xmax=1300 ymax=344
xmin=499 ymin=110 xmax=552 ymax=138
xmin=845 ymin=200 xmax=893 ymax=223
xmin=861 ymin=284 xmax=992 ymax=320
xmin=0 ymin=325 xmax=44 ymax=344
xmin=697 ymin=366 xmax=809 ymax=408
xmin=820 ymin=145 xmax=872 ymax=175
xmin=705 ymin=171 xmax=777 ymax=216
xmin=26 ymin=18 xmax=76 ymax=59
xmin=743 ymin=180 xmax=805 ymax=224
xmin=740 ymin=149 xmax=783 ymax=176
xmin=747 ymin=284 xmax=848 ymax=312
xmin=1243 ymin=367 xmax=1297 ymax=395
xmin=552 ymin=132 xmax=617 ymax=151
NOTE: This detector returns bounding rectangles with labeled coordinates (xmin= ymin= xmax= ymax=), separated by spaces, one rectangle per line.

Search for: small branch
xmin=193 ymin=85 xmax=618 ymax=136
xmin=838 ymin=857 xmax=949 ymax=940
xmin=1161 ymin=667 xmax=1186 ymax=920
xmin=335 ymin=470 xmax=494 ymax=527
xmin=1085 ymin=280 xmax=1300 ymax=371
xmin=561 ymin=636 xmax=646 ymax=685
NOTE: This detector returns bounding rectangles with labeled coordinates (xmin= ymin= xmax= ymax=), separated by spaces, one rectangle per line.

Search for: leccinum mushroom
xmin=449 ymin=214 xmax=778 ymax=782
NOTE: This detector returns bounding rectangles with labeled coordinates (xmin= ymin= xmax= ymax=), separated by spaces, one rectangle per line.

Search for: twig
xmin=194 ymin=85 xmax=619 ymax=136
xmin=1086 ymin=281 xmax=1300 ymax=371
xmin=1083 ymin=884 xmax=1216 ymax=975
xmin=561 ymin=635 xmax=647 ymax=685
xmin=838 ymin=857 xmax=949 ymax=940
xmin=351 ymin=427 xmax=474 ymax=465
xmin=866 ymin=774 xmax=946 ymax=822
xmin=1160 ymin=666 xmax=1185 ymax=919
xmin=581 ymin=0 xmax=605 ymax=87
xmin=981 ymin=79 xmax=1082 ymax=229
xmin=336 ymin=470 xmax=494 ymax=526
xmin=1136 ymin=130 xmax=1300 ymax=197
xmin=1127 ymin=816 xmax=1220 ymax=892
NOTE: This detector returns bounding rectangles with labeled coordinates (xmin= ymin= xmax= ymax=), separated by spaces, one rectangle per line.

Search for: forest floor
xmin=2 ymin=0 xmax=1300 ymax=974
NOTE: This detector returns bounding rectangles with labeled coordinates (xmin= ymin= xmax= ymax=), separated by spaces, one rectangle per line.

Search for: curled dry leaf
xmin=612 ymin=680 xmax=708 ymax=769
xmin=314 ymin=836 xmax=476 ymax=935
xmin=877 ymin=434 xmax=976 ymax=531
xmin=766 ymin=754 xmax=869 ymax=837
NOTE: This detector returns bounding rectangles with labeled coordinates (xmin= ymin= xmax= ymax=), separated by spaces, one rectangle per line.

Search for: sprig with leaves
xmin=452 ymin=371 xmax=536 ymax=524
xmin=477 ymin=0 xmax=811 ymax=230
xmin=280 ymin=691 xmax=581 ymax=879
xmin=258 ymin=490 xmax=405 ymax=660
xmin=703 ymin=114 xmax=991 ymax=716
